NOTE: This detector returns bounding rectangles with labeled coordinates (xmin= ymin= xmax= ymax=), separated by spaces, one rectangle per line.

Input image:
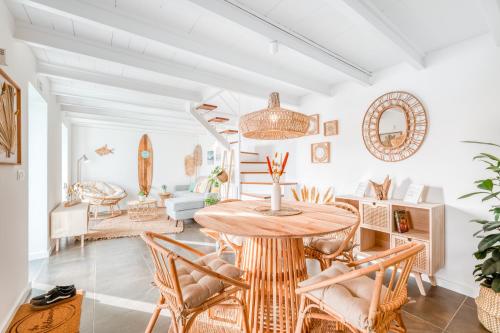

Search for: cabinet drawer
xmin=391 ymin=235 xmax=429 ymax=274
xmin=361 ymin=202 xmax=390 ymax=231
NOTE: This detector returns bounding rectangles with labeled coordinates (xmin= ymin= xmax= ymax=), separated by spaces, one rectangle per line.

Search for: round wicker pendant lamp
xmin=239 ymin=92 xmax=310 ymax=140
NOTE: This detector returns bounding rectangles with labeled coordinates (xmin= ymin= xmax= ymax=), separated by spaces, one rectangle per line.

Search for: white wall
xmin=0 ymin=1 xmax=62 ymax=327
xmin=71 ymin=125 xmax=212 ymax=202
xmin=242 ymin=35 xmax=499 ymax=296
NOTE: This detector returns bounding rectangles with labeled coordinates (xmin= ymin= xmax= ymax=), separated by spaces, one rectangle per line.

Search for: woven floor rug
xmin=86 ymin=208 xmax=183 ymax=241
xmin=7 ymin=291 xmax=83 ymax=333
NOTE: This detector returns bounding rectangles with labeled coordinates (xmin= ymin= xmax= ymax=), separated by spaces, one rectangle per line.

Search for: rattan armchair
xmin=141 ymin=231 xmax=250 ymax=333
xmin=303 ymin=201 xmax=361 ymax=270
xmin=295 ymin=242 xmax=425 ymax=333
xmin=200 ymin=199 xmax=244 ymax=267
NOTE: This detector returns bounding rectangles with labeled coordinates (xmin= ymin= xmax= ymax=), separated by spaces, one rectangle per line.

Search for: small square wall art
xmin=311 ymin=142 xmax=330 ymax=163
xmin=307 ymin=114 xmax=320 ymax=135
xmin=324 ymin=120 xmax=338 ymax=136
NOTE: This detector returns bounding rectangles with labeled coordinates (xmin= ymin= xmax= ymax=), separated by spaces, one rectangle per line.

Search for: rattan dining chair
xmin=200 ymin=199 xmax=244 ymax=267
xmin=303 ymin=201 xmax=361 ymax=270
xmin=141 ymin=231 xmax=250 ymax=333
xmin=291 ymin=185 xmax=333 ymax=204
xmin=295 ymin=242 xmax=425 ymax=333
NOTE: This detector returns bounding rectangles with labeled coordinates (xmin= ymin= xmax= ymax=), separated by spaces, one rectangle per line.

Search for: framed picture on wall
xmin=324 ymin=120 xmax=338 ymax=136
xmin=311 ymin=142 xmax=330 ymax=163
xmin=307 ymin=114 xmax=320 ymax=135
xmin=207 ymin=150 xmax=214 ymax=165
xmin=0 ymin=68 xmax=22 ymax=164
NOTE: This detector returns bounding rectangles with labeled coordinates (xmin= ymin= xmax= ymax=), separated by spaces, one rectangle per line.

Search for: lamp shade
xmin=239 ymin=92 xmax=309 ymax=140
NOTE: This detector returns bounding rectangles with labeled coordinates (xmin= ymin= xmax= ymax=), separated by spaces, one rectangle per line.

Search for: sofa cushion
xmin=167 ymin=197 xmax=205 ymax=211
xmin=194 ymin=178 xmax=211 ymax=193
xmin=298 ymin=262 xmax=386 ymax=331
xmin=176 ymin=253 xmax=242 ymax=308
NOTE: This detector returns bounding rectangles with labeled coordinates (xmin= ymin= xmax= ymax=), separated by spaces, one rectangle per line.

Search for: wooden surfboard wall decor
xmin=138 ymin=134 xmax=153 ymax=196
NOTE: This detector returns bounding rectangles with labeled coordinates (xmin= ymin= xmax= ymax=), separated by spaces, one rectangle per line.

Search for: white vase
xmin=271 ymin=182 xmax=281 ymax=211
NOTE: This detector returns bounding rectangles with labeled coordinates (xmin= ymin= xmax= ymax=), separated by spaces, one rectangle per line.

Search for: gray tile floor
xmin=29 ymin=222 xmax=488 ymax=333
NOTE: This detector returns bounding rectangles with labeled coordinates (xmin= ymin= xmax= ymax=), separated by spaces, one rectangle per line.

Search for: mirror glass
xmin=315 ymin=146 xmax=326 ymax=159
xmin=378 ymin=107 xmax=407 ymax=148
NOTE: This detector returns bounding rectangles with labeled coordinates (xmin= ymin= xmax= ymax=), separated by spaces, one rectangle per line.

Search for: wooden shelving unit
xmin=336 ymin=195 xmax=445 ymax=296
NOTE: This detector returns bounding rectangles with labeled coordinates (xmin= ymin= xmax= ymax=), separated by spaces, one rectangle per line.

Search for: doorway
xmin=28 ymin=83 xmax=48 ymax=261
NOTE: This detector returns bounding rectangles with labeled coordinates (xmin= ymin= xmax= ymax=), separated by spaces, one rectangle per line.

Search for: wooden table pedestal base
xmin=241 ymin=237 xmax=307 ymax=333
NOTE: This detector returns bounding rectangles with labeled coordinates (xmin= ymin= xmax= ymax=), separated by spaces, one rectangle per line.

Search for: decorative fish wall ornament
xmin=95 ymin=144 xmax=114 ymax=156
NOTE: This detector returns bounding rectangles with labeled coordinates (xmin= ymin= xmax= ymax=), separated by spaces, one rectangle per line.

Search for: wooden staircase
xmin=239 ymin=151 xmax=297 ymax=200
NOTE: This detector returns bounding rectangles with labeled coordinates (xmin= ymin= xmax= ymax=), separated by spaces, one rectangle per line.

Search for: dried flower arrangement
xmin=265 ymin=152 xmax=289 ymax=183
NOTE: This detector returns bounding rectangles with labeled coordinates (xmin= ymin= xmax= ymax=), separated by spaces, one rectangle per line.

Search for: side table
xmin=51 ymin=202 xmax=89 ymax=252
xmin=158 ymin=192 xmax=172 ymax=208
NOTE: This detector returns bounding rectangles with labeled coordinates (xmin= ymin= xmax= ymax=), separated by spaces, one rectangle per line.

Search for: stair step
xmin=207 ymin=117 xmax=229 ymax=123
xmin=241 ymin=181 xmax=297 ymax=185
xmin=196 ymin=103 xmax=217 ymax=111
xmin=241 ymin=161 xmax=266 ymax=164
xmin=219 ymin=129 xmax=238 ymax=135
xmin=240 ymin=151 xmax=258 ymax=155
xmin=241 ymin=192 xmax=283 ymax=200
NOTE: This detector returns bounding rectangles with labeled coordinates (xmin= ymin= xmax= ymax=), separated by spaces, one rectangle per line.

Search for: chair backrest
xmin=367 ymin=242 xmax=425 ymax=329
xmin=324 ymin=201 xmax=360 ymax=250
xmin=291 ymin=185 xmax=333 ymax=204
xmin=141 ymin=231 xmax=200 ymax=312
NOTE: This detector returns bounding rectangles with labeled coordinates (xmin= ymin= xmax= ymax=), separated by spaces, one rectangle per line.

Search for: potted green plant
xmin=138 ymin=190 xmax=146 ymax=202
xmin=460 ymin=141 xmax=500 ymax=331
xmin=161 ymin=184 xmax=168 ymax=193
xmin=204 ymin=193 xmax=220 ymax=206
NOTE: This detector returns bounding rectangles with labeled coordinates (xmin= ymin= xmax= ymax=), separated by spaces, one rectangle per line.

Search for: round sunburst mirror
xmin=362 ymin=91 xmax=427 ymax=162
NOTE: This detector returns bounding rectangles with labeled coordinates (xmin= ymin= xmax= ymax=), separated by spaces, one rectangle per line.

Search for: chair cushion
xmin=308 ymin=239 xmax=352 ymax=255
xmin=176 ymin=253 xmax=242 ymax=308
xmin=298 ymin=262 xmax=386 ymax=331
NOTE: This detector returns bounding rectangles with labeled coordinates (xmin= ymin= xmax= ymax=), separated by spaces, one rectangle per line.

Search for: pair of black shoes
xmin=30 ymin=285 xmax=76 ymax=309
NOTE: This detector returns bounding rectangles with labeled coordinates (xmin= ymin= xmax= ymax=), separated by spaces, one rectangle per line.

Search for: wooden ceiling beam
xmin=14 ymin=0 xmax=331 ymax=95
xmin=337 ymin=0 xmax=425 ymax=69
xmin=14 ymin=22 xmax=301 ymax=105
xmin=38 ymin=62 xmax=203 ymax=102
xmin=186 ymin=0 xmax=372 ymax=85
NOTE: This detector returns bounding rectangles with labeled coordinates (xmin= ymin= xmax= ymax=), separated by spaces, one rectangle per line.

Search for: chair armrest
xmin=143 ymin=232 xmax=205 ymax=257
xmin=175 ymin=184 xmax=190 ymax=191
xmin=177 ymin=256 xmax=250 ymax=290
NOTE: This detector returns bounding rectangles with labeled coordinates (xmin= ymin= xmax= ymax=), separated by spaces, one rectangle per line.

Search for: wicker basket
xmin=217 ymin=170 xmax=229 ymax=183
xmin=392 ymin=235 xmax=429 ymax=273
xmin=476 ymin=285 xmax=500 ymax=333
xmin=362 ymin=202 xmax=390 ymax=231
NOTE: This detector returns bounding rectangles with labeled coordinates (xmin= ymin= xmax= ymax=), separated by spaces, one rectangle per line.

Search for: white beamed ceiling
xmin=4 ymin=0 xmax=495 ymax=133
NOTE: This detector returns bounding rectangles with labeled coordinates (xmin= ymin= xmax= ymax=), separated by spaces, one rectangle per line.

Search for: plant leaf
xmin=482 ymin=258 xmax=500 ymax=275
xmin=478 ymin=179 xmax=494 ymax=191
xmin=492 ymin=277 xmax=500 ymax=292
xmin=462 ymin=141 xmax=500 ymax=148
xmin=479 ymin=234 xmax=500 ymax=252
xmin=483 ymin=192 xmax=500 ymax=201
xmin=459 ymin=192 xmax=489 ymax=199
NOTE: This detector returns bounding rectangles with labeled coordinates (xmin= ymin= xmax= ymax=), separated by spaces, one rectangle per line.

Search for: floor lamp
xmin=77 ymin=154 xmax=89 ymax=183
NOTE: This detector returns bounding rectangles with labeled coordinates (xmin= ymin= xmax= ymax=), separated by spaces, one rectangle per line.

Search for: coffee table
xmin=127 ymin=199 xmax=158 ymax=221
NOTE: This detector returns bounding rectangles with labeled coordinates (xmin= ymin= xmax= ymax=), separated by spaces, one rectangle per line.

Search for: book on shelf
xmin=394 ymin=210 xmax=410 ymax=233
